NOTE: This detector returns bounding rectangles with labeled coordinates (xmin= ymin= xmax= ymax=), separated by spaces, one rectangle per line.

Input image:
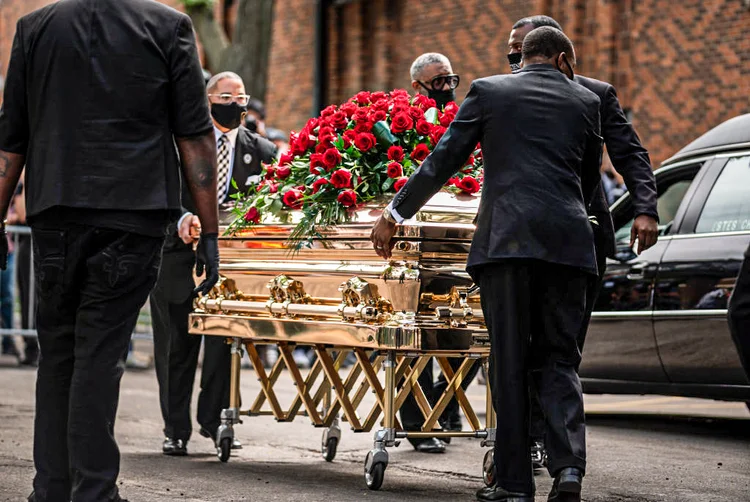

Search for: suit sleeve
xmin=601 ymin=85 xmax=658 ymax=221
xmin=391 ymin=82 xmax=483 ymax=220
xmin=0 ymin=22 xmax=29 ymax=154
xmin=582 ymin=103 xmax=604 ymax=210
xmin=256 ymin=135 xmax=278 ymax=164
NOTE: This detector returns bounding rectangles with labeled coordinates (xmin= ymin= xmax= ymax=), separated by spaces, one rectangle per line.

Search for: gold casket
xmin=189 ymin=191 xmax=495 ymax=490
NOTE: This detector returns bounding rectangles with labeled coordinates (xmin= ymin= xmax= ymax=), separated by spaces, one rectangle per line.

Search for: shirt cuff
xmin=386 ymin=202 xmax=405 ymax=224
xmin=177 ymin=212 xmax=193 ymax=232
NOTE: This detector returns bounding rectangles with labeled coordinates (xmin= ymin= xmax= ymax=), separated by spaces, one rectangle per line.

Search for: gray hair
xmin=410 ymin=53 xmax=451 ymax=81
xmin=206 ymin=71 xmax=244 ymax=92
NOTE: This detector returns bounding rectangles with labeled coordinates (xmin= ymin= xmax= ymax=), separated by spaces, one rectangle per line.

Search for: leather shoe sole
xmin=412 ymin=437 xmax=446 ymax=453
xmin=476 ymin=485 xmax=533 ymax=501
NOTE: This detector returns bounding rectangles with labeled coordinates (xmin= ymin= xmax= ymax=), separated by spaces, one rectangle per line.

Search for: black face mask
xmin=428 ymin=89 xmax=456 ymax=110
xmin=507 ymin=52 xmax=522 ymax=72
xmin=556 ymin=54 xmax=575 ymax=80
xmin=211 ymin=103 xmax=246 ymax=130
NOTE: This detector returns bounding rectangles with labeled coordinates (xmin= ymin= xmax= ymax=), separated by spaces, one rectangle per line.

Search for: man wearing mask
xmin=152 ymin=71 xmax=277 ymax=457
xmin=507 ymin=15 xmax=659 ymax=473
xmin=404 ymin=53 xmax=483 ymax=452
xmin=372 ymin=27 xmax=602 ymax=501
xmin=0 ymin=0 xmax=221 ymax=500
xmin=410 ymin=52 xmax=461 ymax=110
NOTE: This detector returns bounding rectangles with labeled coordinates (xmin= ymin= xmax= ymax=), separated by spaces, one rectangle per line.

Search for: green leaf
xmin=381 ymin=178 xmax=395 ymax=191
xmin=231 ymin=178 xmax=239 ymax=190
xmin=424 ymin=107 xmax=439 ymax=124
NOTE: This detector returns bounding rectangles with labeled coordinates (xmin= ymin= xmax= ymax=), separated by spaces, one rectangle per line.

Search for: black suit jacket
xmin=574 ymin=75 xmax=658 ymax=257
xmin=392 ymin=64 xmax=603 ymax=277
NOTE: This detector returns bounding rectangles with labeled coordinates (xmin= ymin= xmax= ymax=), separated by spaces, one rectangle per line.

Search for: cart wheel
xmin=218 ymin=437 xmax=232 ymax=463
xmin=365 ymin=462 xmax=385 ymax=490
xmin=322 ymin=437 xmax=338 ymax=462
xmin=482 ymin=449 xmax=495 ymax=487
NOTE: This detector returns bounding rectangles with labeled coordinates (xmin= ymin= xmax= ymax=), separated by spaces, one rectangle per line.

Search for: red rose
xmin=323 ymin=148 xmax=342 ymax=170
xmin=465 ymin=154 xmax=476 ymax=167
xmin=330 ymin=110 xmax=348 ymax=130
xmin=337 ymin=189 xmax=357 ymax=207
xmin=409 ymin=106 xmax=424 ymax=120
xmin=264 ymin=165 xmax=276 ymax=180
xmin=292 ymin=128 xmax=313 ymax=155
xmin=278 ymin=153 xmax=294 ymax=166
xmin=372 ymin=99 xmax=390 ymax=112
xmin=318 ymin=126 xmax=336 ymax=144
xmin=448 ymin=176 xmax=459 ymax=186
xmin=370 ymin=91 xmax=387 ymax=102
xmin=306 ymin=117 xmax=320 ymax=130
xmin=312 ymin=178 xmax=329 ymax=194
xmin=394 ymin=176 xmax=408 ymax=192
xmin=321 ymin=104 xmax=337 ymax=118
xmin=276 ymin=165 xmax=292 ymax=179
xmin=391 ymin=104 xmax=410 ymax=116
xmin=244 ymin=207 xmax=261 ymax=224
xmin=429 ymin=125 xmax=446 ymax=146
xmin=439 ymin=111 xmax=456 ymax=127
xmin=268 ymin=182 xmax=279 ymax=193
xmin=387 ymin=161 xmax=403 ymax=179
xmin=410 ymin=143 xmax=430 ymax=162
xmin=369 ymin=109 xmax=387 ymax=123
xmin=353 ymin=108 xmax=370 ymax=123
xmin=354 ymin=121 xmax=373 ymax=133
xmin=416 ymin=119 xmax=432 ymax=136
xmin=310 ymin=153 xmax=327 ymax=174
xmin=387 ymin=146 xmax=404 ymax=162
xmin=413 ymin=94 xmax=437 ymax=110
xmin=391 ymin=89 xmax=410 ymax=100
xmin=457 ymin=176 xmax=481 ymax=194
xmin=444 ymin=102 xmax=459 ymax=115
xmin=343 ymin=129 xmax=358 ymax=148
xmin=282 ymin=189 xmax=304 ymax=209
xmin=330 ymin=168 xmax=353 ymax=189
xmin=354 ymin=132 xmax=376 ymax=151
xmin=390 ymin=112 xmax=414 ymax=134
xmin=354 ymin=91 xmax=371 ymax=105
xmin=341 ymin=102 xmax=359 ymax=118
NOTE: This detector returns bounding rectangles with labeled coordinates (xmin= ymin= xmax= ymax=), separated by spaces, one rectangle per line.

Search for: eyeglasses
xmin=208 ymin=93 xmax=251 ymax=106
xmin=419 ymin=74 xmax=461 ymax=91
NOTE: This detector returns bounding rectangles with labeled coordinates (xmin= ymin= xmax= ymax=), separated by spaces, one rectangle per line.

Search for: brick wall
xmin=2 ymin=0 xmax=749 ymax=166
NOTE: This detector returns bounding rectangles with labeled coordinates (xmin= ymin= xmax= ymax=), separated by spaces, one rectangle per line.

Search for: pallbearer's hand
xmin=370 ymin=215 xmax=397 ymax=259
xmin=179 ymin=214 xmax=201 ymax=245
xmin=194 ymin=233 xmax=220 ymax=297
xmin=630 ymin=214 xmax=659 ymax=254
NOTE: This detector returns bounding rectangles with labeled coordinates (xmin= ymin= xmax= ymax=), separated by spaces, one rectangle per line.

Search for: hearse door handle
xmin=626 ymin=262 xmax=647 ymax=281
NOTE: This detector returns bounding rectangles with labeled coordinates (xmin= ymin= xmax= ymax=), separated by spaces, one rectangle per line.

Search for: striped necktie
xmin=216 ymin=134 xmax=231 ymax=203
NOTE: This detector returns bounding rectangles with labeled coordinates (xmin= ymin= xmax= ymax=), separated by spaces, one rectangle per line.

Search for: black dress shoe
xmin=162 ymin=437 xmax=187 ymax=456
xmin=438 ymin=416 xmax=462 ymax=444
xmin=476 ymin=485 xmax=533 ymax=501
xmin=548 ymin=467 xmax=583 ymax=501
xmin=411 ymin=437 xmax=446 ymax=453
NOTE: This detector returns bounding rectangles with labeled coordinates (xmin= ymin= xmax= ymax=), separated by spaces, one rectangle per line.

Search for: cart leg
xmin=481 ymin=357 xmax=496 ymax=486
xmin=217 ymin=337 xmax=243 ymax=462
xmin=364 ymin=350 xmax=397 ymax=490
xmin=321 ymin=384 xmax=341 ymax=462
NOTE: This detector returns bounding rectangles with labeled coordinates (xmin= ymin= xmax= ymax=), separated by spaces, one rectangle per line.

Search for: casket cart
xmin=189 ymin=192 xmax=496 ymax=490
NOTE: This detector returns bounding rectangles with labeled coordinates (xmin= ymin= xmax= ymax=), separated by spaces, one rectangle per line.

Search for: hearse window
xmin=695 ymin=156 xmax=750 ymax=234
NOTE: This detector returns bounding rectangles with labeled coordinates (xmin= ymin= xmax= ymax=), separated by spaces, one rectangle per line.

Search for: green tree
xmin=180 ymin=0 xmax=274 ymax=102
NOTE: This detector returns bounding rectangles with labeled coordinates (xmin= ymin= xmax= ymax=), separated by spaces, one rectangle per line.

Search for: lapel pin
xmin=243 ymin=153 xmax=253 ymax=164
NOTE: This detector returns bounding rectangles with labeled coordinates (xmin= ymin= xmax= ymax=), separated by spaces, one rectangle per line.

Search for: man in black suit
xmin=507 ymin=15 xmax=659 ymax=470
xmin=152 ymin=71 xmax=277 ymax=456
xmin=0 ymin=1 xmax=221 ymax=500
xmin=372 ymin=27 xmax=602 ymax=502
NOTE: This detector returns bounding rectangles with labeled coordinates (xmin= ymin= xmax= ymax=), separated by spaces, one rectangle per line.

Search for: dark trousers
xmin=480 ymin=260 xmax=588 ymax=494
xmin=17 ymin=233 xmax=40 ymax=358
xmin=729 ymin=244 xmax=750 ymax=378
xmin=151 ymin=248 xmax=231 ymax=441
xmin=529 ymin=239 xmax=607 ymax=442
xmin=31 ymin=225 xmax=163 ymax=502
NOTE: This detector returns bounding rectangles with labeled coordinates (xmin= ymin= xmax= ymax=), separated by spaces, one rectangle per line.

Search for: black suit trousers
xmin=31 ymin=225 xmax=163 ymax=502
xmin=728 ymin=244 xmax=750 ymax=378
xmin=150 ymin=247 xmax=231 ymax=442
xmin=479 ymin=260 xmax=587 ymax=494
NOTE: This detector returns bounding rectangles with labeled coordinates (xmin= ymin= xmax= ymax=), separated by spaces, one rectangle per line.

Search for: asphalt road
xmin=1 ymin=350 xmax=749 ymax=502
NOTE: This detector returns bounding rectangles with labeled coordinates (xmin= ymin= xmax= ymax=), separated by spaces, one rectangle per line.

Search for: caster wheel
xmin=365 ymin=462 xmax=385 ymax=490
xmin=218 ymin=437 xmax=232 ymax=463
xmin=482 ymin=449 xmax=495 ymax=487
xmin=322 ymin=437 xmax=338 ymax=462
